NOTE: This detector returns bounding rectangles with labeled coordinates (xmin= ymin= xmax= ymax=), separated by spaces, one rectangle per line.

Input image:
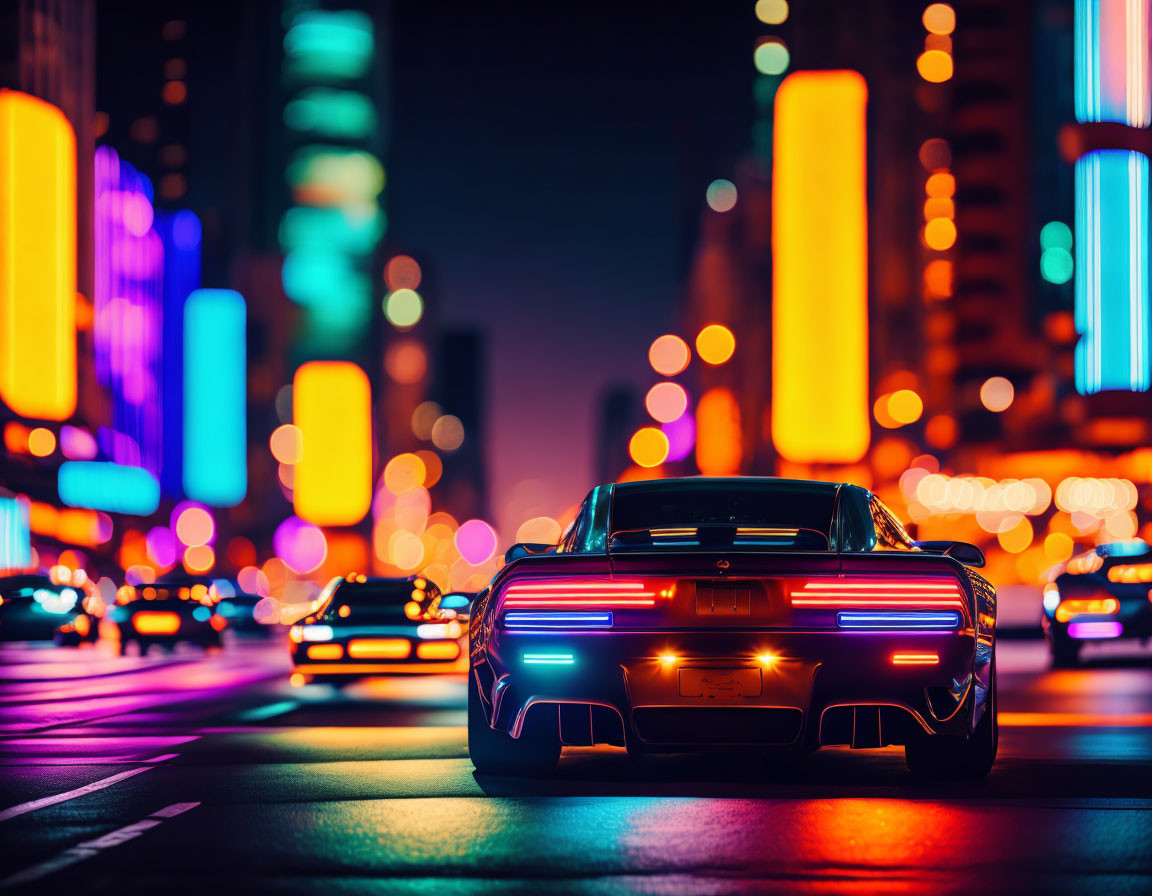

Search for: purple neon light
xmin=662 ymin=412 xmax=696 ymax=463
xmin=1067 ymin=620 xmax=1123 ymax=639
xmin=94 ymin=146 xmax=165 ymax=475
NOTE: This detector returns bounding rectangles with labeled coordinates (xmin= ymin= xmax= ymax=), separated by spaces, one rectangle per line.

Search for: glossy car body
xmin=289 ymin=575 xmax=467 ymax=685
xmin=469 ymin=477 xmax=997 ymax=777
xmin=1043 ymin=540 xmax=1152 ymax=666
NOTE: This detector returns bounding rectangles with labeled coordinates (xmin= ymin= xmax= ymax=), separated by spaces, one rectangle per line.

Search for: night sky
xmin=388 ymin=0 xmax=755 ymax=532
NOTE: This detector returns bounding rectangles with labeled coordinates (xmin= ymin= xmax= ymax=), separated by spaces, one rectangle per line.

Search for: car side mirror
xmin=504 ymin=542 xmax=554 ymax=564
xmin=916 ymin=540 xmax=986 ymax=568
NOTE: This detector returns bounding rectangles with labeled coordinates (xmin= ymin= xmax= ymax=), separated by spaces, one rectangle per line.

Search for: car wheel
xmin=468 ymin=671 xmax=560 ymax=776
xmin=1049 ymin=634 xmax=1080 ymax=669
xmin=905 ymin=655 xmax=998 ymax=779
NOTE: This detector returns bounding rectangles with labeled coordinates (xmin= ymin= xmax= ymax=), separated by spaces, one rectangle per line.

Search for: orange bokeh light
xmin=695 ymin=387 xmax=742 ymax=475
xmin=629 ymin=427 xmax=670 ymax=468
xmin=383 ymin=453 xmax=427 ymax=495
xmin=648 ymin=334 xmax=690 ymax=376
xmin=916 ymin=49 xmax=954 ymax=83
xmin=922 ymin=3 xmax=956 ymax=35
xmin=269 ymin=424 xmax=303 ymax=465
xmin=980 ymin=376 xmax=1014 ymax=412
xmin=184 ymin=543 xmax=215 ymax=572
xmin=923 ymin=259 xmax=953 ymax=298
xmin=695 ymin=324 xmax=736 ymax=365
xmin=384 ymin=339 xmax=428 ymax=384
xmin=27 ymin=427 xmax=56 ymax=457
xmin=925 ymin=171 xmax=955 ymax=198
xmin=923 ymin=218 xmax=957 ymax=250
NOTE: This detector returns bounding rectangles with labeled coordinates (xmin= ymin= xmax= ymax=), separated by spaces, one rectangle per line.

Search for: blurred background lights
xmin=923 ymin=217 xmax=957 ymax=250
xmin=916 ymin=49 xmax=953 ymax=82
xmin=384 ymin=254 xmax=422 ymax=291
xmin=383 ymin=452 xmax=427 ymax=494
xmin=273 ymin=516 xmax=327 ymax=574
xmin=875 ymin=389 xmax=923 ymax=428
xmin=146 ymin=526 xmax=177 ymax=568
xmin=455 ymin=519 xmax=497 ymax=565
xmin=629 ymin=426 xmax=670 ymax=468
xmin=754 ymin=0 xmax=789 ymax=25
xmin=516 ymin=516 xmax=562 ymax=545
xmin=753 ymin=38 xmax=790 ymax=76
xmin=384 ymin=339 xmax=428 ymax=383
xmin=183 ymin=543 xmax=214 ymax=573
xmin=384 ymin=288 xmax=423 ymax=328
xmin=980 ymin=376 xmax=1015 ymax=412
xmin=645 ymin=382 xmax=689 ymax=423
xmin=705 ymin=178 xmax=738 ymax=212
xmin=1040 ymin=221 xmax=1074 ymax=284
xmin=175 ymin=505 xmax=214 ymax=547
xmin=662 ymin=412 xmax=696 ymax=463
xmin=648 ymin=334 xmax=690 ymax=376
xmin=411 ymin=401 xmax=443 ymax=440
xmin=918 ymin=138 xmax=952 ymax=169
xmin=431 ymin=414 xmax=464 ymax=451
xmin=269 ymin=424 xmax=303 ymax=465
xmin=27 ymin=427 xmax=56 ymax=457
xmin=695 ymin=324 xmax=736 ymax=365
xmin=922 ymin=3 xmax=956 ymax=35
xmin=390 ymin=531 xmax=424 ymax=570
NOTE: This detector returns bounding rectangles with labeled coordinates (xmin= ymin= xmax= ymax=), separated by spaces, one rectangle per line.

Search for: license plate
xmin=696 ymin=583 xmax=751 ymax=615
xmin=678 ymin=667 xmax=762 ymax=698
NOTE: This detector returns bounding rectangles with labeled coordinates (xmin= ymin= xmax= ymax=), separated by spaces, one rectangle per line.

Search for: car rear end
xmin=290 ymin=577 xmax=467 ymax=686
xmin=476 ymin=550 xmax=981 ymax=752
xmin=113 ymin=589 xmax=225 ymax=653
xmin=1044 ymin=552 xmax=1152 ymax=663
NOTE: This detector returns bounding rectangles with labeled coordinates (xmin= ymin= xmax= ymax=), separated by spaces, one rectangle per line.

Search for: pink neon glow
xmin=1067 ymin=620 xmax=1123 ymax=639
xmin=455 ymin=519 xmax=498 ymax=566
xmin=502 ymin=580 xmax=659 ymax=608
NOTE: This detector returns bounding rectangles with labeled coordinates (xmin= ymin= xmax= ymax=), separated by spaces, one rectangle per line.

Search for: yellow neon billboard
xmin=0 ymin=90 xmax=77 ymax=420
xmin=293 ymin=361 xmax=372 ymax=526
xmin=771 ymin=70 xmax=869 ymax=464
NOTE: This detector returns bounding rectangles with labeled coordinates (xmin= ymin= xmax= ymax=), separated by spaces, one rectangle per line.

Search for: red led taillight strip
xmin=790 ymin=578 xmax=965 ymax=609
xmin=502 ymin=580 xmax=657 ymax=608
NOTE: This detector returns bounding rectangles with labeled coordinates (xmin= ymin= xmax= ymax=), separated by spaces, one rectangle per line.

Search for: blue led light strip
xmin=836 ymin=611 xmax=960 ymax=630
xmin=504 ymin=611 xmax=612 ymax=629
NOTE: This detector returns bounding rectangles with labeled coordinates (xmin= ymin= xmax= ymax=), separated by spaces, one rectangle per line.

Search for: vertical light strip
xmin=1075 ymin=150 xmax=1150 ymax=393
xmin=771 ymin=70 xmax=869 ymax=463
xmin=0 ymin=90 xmax=77 ymax=421
xmin=183 ymin=290 xmax=247 ymax=506
xmin=293 ymin=361 xmax=372 ymax=526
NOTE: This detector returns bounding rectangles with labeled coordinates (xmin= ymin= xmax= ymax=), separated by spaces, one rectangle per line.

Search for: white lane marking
xmin=0 ymin=801 xmax=199 ymax=889
xmin=145 ymin=753 xmax=180 ymax=763
xmin=0 ymin=766 xmax=153 ymax=823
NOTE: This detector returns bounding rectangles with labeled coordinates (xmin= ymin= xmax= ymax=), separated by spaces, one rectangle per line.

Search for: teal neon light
xmin=184 ymin=289 xmax=247 ymax=505
xmin=523 ymin=653 xmax=575 ymax=665
xmin=58 ymin=462 xmax=160 ymax=515
xmin=1075 ymin=150 xmax=1150 ymax=393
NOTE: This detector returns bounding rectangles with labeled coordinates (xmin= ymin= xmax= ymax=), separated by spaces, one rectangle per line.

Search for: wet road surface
xmin=2 ymin=638 xmax=1151 ymax=894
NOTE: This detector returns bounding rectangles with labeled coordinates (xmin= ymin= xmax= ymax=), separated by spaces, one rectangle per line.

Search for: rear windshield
xmin=323 ymin=581 xmax=427 ymax=622
xmin=610 ymin=480 xmax=836 ymax=542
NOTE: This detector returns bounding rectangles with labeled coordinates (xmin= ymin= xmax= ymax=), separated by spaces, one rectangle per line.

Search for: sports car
xmin=468 ymin=477 xmax=997 ymax=778
xmin=288 ymin=574 xmax=468 ymax=686
xmin=1042 ymin=539 xmax=1152 ymax=667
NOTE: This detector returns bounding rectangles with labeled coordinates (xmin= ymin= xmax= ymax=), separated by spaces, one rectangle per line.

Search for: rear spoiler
xmin=608 ymin=525 xmax=830 ymax=552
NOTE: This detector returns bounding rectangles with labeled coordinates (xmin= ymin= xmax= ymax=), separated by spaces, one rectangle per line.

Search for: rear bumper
xmin=478 ymin=629 xmax=979 ymax=748
xmin=291 ymin=638 xmax=468 ymax=677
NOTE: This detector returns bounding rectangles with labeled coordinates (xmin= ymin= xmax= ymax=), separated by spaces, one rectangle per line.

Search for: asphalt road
xmin=2 ymin=637 xmax=1151 ymax=894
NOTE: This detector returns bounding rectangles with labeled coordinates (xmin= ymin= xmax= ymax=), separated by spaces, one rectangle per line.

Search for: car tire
xmin=905 ymin=655 xmax=998 ymax=779
xmin=1049 ymin=635 xmax=1080 ymax=669
xmin=468 ymin=671 xmax=560 ymax=776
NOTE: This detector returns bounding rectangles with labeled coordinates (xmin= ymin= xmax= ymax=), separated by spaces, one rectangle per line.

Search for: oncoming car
xmin=468 ymin=477 xmax=997 ymax=778
xmin=1043 ymin=540 xmax=1152 ymax=667
xmin=289 ymin=575 xmax=468 ymax=686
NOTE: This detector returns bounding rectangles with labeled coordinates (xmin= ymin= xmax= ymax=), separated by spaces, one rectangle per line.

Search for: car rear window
xmin=323 ymin=581 xmax=426 ymax=622
xmin=610 ymin=479 xmax=836 ymax=539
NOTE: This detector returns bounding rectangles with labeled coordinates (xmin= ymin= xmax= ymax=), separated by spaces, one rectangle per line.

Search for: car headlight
xmin=1042 ymin=583 xmax=1061 ymax=614
xmin=291 ymin=624 xmax=333 ymax=642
